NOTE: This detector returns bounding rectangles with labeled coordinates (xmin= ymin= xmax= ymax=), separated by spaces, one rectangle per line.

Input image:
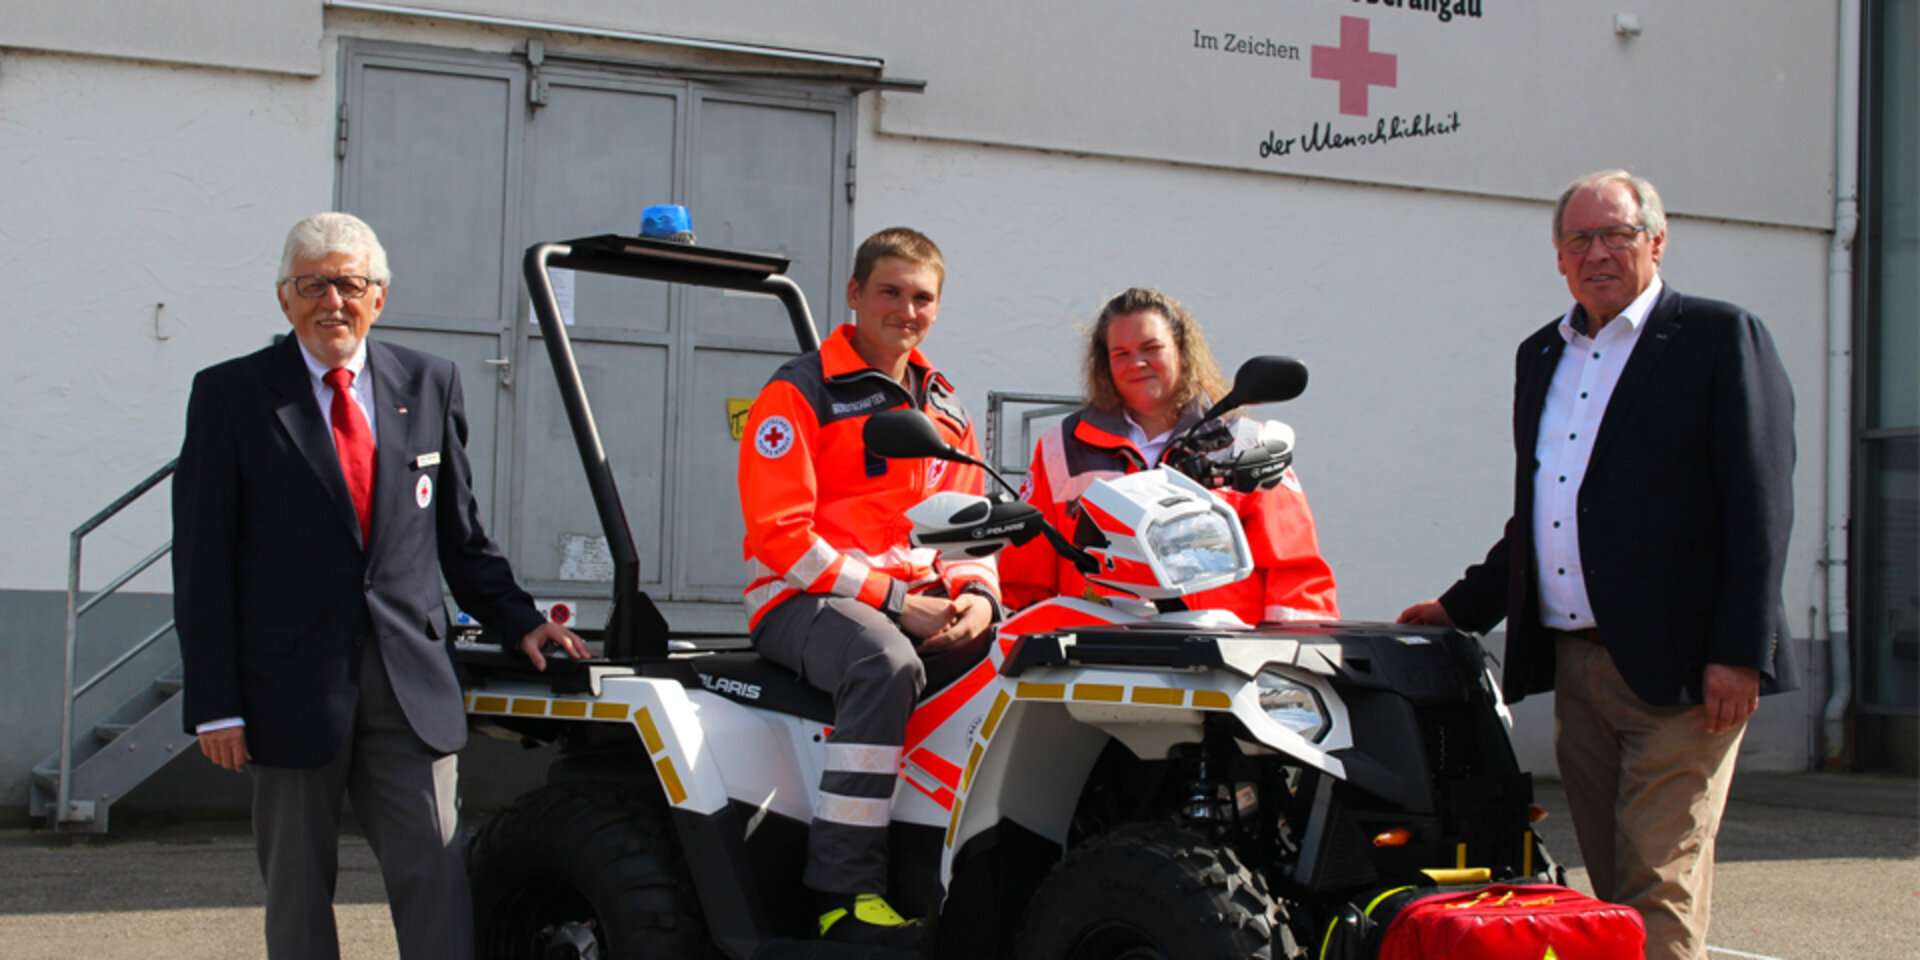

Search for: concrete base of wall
xmin=0 ymin=588 xmax=560 ymax=828
xmin=4 ymin=589 xmax=1825 ymax=825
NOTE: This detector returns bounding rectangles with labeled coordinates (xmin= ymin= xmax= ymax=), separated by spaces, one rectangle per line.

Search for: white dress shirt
xmin=1532 ymin=276 xmax=1663 ymax=630
xmin=299 ymin=339 xmax=379 ymax=446
xmin=1124 ymin=412 xmax=1176 ymax=466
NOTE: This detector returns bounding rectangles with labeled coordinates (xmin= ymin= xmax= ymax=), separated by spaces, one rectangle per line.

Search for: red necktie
xmin=323 ymin=367 xmax=376 ymax=543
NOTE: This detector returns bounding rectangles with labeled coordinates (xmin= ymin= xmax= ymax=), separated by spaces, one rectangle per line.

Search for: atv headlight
xmin=1145 ymin=511 xmax=1240 ymax=588
xmin=1255 ymin=668 xmax=1328 ymax=742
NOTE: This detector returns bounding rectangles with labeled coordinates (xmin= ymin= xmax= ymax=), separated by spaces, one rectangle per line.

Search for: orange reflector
xmin=1528 ymin=804 xmax=1550 ymax=823
xmin=1373 ymin=827 xmax=1412 ymax=847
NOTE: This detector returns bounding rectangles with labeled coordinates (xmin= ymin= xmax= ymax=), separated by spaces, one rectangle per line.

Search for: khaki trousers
xmin=1553 ymin=633 xmax=1745 ymax=960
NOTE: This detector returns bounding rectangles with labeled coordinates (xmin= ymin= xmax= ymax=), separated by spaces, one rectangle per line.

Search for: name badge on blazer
xmin=412 ymin=452 xmax=441 ymax=469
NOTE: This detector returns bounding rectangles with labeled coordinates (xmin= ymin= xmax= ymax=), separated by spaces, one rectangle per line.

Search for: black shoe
xmin=818 ymin=893 xmax=924 ymax=949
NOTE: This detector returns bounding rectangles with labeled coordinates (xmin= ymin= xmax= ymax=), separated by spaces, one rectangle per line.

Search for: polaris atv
xmin=457 ymin=232 xmax=1562 ymax=960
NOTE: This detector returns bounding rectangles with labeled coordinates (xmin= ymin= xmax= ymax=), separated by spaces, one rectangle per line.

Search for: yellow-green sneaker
xmin=818 ymin=893 xmax=923 ymax=948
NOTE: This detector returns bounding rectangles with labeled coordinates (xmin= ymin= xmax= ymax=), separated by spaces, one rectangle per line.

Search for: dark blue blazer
xmin=173 ymin=336 xmax=543 ymax=767
xmin=1440 ymin=285 xmax=1800 ymax=707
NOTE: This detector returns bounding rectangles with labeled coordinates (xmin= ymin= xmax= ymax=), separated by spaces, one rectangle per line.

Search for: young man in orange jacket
xmin=737 ymin=227 xmax=1000 ymax=946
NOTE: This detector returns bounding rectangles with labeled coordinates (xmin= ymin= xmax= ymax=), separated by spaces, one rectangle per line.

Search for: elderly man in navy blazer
xmin=174 ymin=212 xmax=587 ymax=960
xmin=1400 ymin=171 xmax=1797 ymax=960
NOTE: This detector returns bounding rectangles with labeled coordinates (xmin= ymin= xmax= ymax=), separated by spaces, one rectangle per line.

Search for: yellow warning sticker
xmin=727 ymin=398 xmax=754 ymax=441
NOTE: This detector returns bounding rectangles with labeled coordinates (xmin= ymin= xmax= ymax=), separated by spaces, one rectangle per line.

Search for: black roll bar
xmin=523 ymin=234 xmax=820 ymax=660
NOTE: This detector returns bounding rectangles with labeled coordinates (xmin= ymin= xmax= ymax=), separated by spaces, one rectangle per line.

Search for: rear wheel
xmin=471 ymin=780 xmax=710 ymax=960
xmin=1013 ymin=822 xmax=1279 ymax=960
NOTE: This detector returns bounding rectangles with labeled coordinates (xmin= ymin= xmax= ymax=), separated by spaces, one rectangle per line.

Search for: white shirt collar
xmin=1122 ymin=411 xmax=1177 ymax=465
xmin=298 ymin=338 xmax=369 ymax=385
xmin=1558 ymin=274 xmax=1663 ymax=344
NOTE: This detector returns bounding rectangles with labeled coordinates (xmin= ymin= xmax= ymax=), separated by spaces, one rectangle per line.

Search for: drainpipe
xmin=1822 ymin=0 xmax=1861 ymax=770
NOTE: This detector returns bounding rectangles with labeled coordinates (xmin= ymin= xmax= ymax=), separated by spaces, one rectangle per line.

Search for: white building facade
xmin=1 ymin=1 xmax=1909 ymax=816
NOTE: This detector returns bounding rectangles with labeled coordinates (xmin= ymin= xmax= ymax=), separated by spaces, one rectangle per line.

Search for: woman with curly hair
xmin=1000 ymin=287 xmax=1339 ymax=622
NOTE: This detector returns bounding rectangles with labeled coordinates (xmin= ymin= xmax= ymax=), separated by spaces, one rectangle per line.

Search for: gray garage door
xmin=336 ymin=40 xmax=853 ymax=629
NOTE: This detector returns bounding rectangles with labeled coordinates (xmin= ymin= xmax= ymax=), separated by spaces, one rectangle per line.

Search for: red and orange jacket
xmin=738 ymin=324 xmax=1000 ymax=630
xmin=1000 ymin=404 xmax=1339 ymax=623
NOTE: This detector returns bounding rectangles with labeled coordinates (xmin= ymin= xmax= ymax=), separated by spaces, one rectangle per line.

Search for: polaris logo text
xmin=970 ymin=521 xmax=1029 ymax=539
xmin=699 ymin=674 xmax=763 ymax=699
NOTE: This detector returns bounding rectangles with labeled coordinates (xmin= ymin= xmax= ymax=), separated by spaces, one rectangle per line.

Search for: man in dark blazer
xmin=173 ymin=212 xmax=587 ymax=960
xmin=1400 ymin=171 xmax=1797 ymax=960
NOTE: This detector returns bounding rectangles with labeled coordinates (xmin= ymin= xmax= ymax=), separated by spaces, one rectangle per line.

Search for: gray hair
xmin=1552 ymin=169 xmax=1667 ymax=242
xmin=277 ymin=212 xmax=392 ymax=285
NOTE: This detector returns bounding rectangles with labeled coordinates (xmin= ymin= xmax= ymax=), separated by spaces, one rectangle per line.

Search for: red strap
xmin=323 ymin=367 xmax=375 ymax=543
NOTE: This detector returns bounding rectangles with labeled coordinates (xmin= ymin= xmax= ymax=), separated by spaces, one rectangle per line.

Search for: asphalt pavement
xmin=0 ymin=772 xmax=1913 ymax=960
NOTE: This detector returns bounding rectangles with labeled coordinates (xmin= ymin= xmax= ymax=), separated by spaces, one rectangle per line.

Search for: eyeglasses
xmin=284 ymin=275 xmax=377 ymax=300
xmin=1558 ymin=225 xmax=1647 ymax=254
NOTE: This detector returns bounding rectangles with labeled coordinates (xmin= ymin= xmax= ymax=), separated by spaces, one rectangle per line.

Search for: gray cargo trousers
xmin=752 ymin=592 xmax=926 ymax=895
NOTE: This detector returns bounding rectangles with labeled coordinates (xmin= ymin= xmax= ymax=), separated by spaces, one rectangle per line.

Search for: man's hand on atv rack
xmin=519 ymin=622 xmax=592 ymax=670
xmin=1397 ymin=599 xmax=1456 ymax=627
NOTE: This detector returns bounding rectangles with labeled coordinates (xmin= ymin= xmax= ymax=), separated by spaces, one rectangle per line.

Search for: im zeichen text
xmin=1259 ymin=111 xmax=1462 ymax=158
xmin=1193 ymin=30 xmax=1301 ymax=60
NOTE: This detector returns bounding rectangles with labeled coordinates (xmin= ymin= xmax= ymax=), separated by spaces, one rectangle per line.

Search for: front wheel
xmin=470 ymin=780 xmax=710 ymax=960
xmin=1012 ymin=822 xmax=1282 ymax=960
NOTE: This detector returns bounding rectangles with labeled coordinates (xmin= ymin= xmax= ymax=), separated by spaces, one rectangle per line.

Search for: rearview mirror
xmin=1199 ymin=356 xmax=1309 ymax=422
xmin=863 ymin=409 xmax=969 ymax=462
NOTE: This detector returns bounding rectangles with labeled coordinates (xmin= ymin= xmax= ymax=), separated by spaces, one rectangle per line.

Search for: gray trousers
xmin=251 ymin=638 xmax=472 ymax=960
xmin=754 ymin=593 xmax=926 ymax=895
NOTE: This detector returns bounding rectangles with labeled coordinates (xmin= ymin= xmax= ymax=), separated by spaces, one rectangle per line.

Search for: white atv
xmin=458 ymin=233 xmax=1558 ymax=960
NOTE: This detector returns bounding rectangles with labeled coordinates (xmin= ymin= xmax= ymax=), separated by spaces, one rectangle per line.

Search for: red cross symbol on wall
xmin=1311 ymin=16 xmax=1397 ymax=117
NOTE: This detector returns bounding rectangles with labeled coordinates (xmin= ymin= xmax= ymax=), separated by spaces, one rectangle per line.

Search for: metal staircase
xmin=29 ymin=460 xmax=195 ymax=833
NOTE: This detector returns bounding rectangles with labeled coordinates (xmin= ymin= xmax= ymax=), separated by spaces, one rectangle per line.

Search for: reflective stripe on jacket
xmin=738 ymin=324 xmax=998 ymax=629
xmin=999 ymin=403 xmax=1338 ymax=623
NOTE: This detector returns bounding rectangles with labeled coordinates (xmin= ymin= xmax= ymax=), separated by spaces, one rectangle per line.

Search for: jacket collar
xmin=1071 ymin=399 xmax=1208 ymax=463
xmin=270 ymin=336 xmax=365 ymax=549
xmin=1588 ymin=283 xmax=1685 ymax=467
xmin=820 ymin=323 xmax=932 ymax=381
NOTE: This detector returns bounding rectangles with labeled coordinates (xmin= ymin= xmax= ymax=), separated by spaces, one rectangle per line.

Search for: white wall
xmin=0 ymin=3 xmax=1842 ymax=606
xmin=0 ymin=50 xmax=336 ymax=591
xmin=856 ymin=127 xmax=1833 ymax=629
xmin=0 ymin=0 xmax=320 ymax=76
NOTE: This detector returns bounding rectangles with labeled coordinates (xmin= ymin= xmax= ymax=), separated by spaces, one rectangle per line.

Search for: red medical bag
xmin=1371 ymin=883 xmax=1644 ymax=960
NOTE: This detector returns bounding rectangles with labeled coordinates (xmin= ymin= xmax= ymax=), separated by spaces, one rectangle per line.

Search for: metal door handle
xmin=483 ymin=356 xmax=512 ymax=387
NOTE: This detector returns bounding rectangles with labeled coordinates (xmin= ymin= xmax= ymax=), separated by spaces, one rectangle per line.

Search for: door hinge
xmin=845 ymin=150 xmax=856 ymax=203
xmin=526 ymin=38 xmax=549 ymax=109
xmin=335 ymin=100 xmax=350 ymax=159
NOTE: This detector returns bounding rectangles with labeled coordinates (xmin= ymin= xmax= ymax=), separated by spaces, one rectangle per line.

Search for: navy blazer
xmin=173 ymin=336 xmax=543 ymax=767
xmin=1440 ymin=285 xmax=1800 ymax=707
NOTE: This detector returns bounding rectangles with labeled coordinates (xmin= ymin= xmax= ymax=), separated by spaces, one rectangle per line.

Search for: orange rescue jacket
xmin=999 ymin=404 xmax=1339 ymax=623
xmin=738 ymin=324 xmax=999 ymax=629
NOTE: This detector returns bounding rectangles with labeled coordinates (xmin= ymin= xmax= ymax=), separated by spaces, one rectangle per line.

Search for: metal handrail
xmin=57 ymin=458 xmax=177 ymax=826
xmin=75 ymin=541 xmax=171 ymax=618
xmin=985 ymin=391 xmax=1079 ymax=480
xmin=75 ymin=620 xmax=177 ymax=699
